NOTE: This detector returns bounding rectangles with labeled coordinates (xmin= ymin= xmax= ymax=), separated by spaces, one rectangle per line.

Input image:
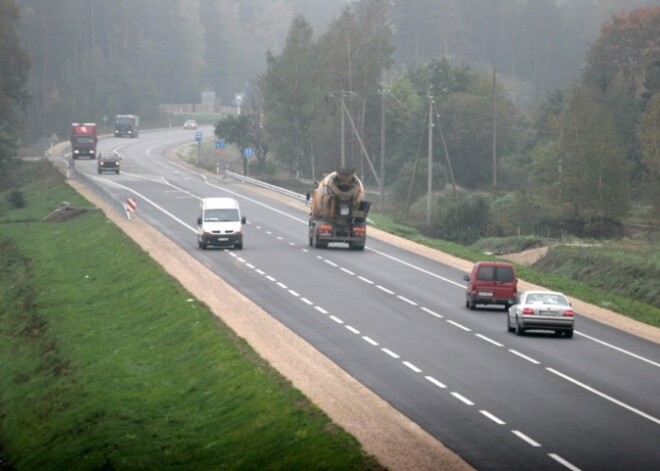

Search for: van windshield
xmin=204 ymin=209 xmax=239 ymax=222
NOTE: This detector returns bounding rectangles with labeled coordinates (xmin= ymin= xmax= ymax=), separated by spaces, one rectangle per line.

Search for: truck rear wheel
xmin=312 ymin=231 xmax=327 ymax=249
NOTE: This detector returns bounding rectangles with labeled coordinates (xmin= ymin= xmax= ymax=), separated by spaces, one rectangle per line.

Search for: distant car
xmin=507 ymin=290 xmax=575 ymax=338
xmin=464 ymin=261 xmax=517 ymax=310
xmin=183 ymin=119 xmax=197 ymax=129
xmin=97 ymin=152 xmax=121 ymax=174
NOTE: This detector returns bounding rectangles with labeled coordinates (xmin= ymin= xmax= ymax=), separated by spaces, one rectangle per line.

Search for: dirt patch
xmin=502 ymin=246 xmax=549 ymax=266
xmin=42 ymin=203 xmax=95 ymax=222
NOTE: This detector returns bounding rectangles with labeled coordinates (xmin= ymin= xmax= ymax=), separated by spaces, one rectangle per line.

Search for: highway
xmin=72 ymin=128 xmax=660 ymax=470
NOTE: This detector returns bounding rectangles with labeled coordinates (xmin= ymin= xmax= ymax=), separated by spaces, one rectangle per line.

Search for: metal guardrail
xmin=57 ymin=147 xmax=309 ymax=221
xmin=225 ymin=170 xmax=309 ymax=205
xmin=65 ymin=155 xmax=129 ymax=217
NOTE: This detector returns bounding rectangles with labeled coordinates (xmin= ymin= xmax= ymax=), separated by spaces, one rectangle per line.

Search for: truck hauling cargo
xmin=69 ymin=122 xmax=98 ymax=159
xmin=307 ymin=167 xmax=371 ymax=250
xmin=114 ymin=114 xmax=139 ymax=138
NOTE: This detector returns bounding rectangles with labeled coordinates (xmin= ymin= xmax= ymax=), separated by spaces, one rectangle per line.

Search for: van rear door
xmin=492 ymin=265 xmax=516 ymax=301
xmin=476 ymin=264 xmax=516 ymax=301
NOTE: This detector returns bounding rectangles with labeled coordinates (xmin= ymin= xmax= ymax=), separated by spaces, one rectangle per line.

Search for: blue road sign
xmin=243 ymin=147 xmax=253 ymax=159
xmin=215 ymin=140 xmax=225 ymax=149
xmin=195 ymin=131 xmax=202 ymax=142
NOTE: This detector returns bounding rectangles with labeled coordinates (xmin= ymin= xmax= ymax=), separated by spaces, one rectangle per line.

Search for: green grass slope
xmin=0 ymin=161 xmax=383 ymax=470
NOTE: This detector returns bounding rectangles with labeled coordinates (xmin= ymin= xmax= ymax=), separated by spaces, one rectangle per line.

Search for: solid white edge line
xmin=576 ymin=331 xmax=660 ymax=368
xmin=549 ymin=453 xmax=581 ymax=471
xmin=512 ymin=430 xmax=541 ymax=447
xmin=546 ymin=367 xmax=660 ymax=425
xmin=367 ymin=246 xmax=466 ymax=288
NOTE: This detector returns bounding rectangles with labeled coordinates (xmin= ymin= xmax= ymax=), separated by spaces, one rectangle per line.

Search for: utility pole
xmin=492 ymin=67 xmax=497 ymax=188
xmin=427 ymin=94 xmax=434 ymax=224
xmin=340 ymin=92 xmax=346 ymax=168
xmin=379 ymin=88 xmax=386 ymax=209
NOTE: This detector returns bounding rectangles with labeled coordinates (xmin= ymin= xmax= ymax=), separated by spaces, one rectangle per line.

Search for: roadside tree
xmin=554 ymin=84 xmax=629 ymax=236
xmin=215 ymin=113 xmax=267 ymax=175
xmin=0 ymin=0 xmax=31 ymax=175
xmin=637 ymin=93 xmax=660 ymax=217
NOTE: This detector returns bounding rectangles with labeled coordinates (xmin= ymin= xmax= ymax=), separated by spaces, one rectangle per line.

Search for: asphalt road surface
xmin=69 ymin=128 xmax=660 ymax=471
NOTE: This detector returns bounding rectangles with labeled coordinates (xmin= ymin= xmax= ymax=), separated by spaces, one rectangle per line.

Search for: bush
xmin=428 ymin=193 xmax=497 ymax=244
xmin=7 ymin=190 xmax=25 ymax=208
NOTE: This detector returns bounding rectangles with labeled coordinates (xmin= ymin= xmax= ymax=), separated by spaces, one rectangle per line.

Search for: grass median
xmin=0 ymin=161 xmax=383 ymax=470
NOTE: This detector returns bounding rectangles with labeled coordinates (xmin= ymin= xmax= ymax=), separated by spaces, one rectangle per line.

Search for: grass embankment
xmin=0 ymin=161 xmax=383 ymax=470
xmin=369 ymin=214 xmax=660 ymax=328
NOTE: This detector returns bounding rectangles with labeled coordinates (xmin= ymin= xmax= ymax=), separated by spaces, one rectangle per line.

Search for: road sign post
xmin=243 ymin=146 xmax=253 ymax=176
xmin=195 ymin=132 xmax=203 ymax=166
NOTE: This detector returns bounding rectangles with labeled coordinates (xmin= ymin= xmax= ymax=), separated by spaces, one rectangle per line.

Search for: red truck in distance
xmin=69 ymin=123 xmax=98 ymax=159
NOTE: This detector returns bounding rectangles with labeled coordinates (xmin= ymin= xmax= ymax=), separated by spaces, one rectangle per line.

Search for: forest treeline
xmin=246 ymin=3 xmax=660 ymax=241
xmin=1 ymin=0 xmax=659 ymax=241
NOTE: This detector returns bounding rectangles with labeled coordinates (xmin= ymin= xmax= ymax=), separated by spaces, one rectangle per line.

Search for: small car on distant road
xmin=183 ymin=119 xmax=197 ymax=129
xmin=97 ymin=152 xmax=121 ymax=174
xmin=507 ymin=290 xmax=575 ymax=338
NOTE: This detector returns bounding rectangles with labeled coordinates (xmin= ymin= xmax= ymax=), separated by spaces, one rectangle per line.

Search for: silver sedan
xmin=507 ymin=290 xmax=575 ymax=338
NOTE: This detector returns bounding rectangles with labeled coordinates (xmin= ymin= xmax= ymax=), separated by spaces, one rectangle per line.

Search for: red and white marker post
xmin=124 ymin=198 xmax=137 ymax=220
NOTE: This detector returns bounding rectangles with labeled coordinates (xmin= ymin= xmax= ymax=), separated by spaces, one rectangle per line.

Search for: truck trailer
xmin=69 ymin=123 xmax=98 ymax=159
xmin=307 ymin=167 xmax=371 ymax=250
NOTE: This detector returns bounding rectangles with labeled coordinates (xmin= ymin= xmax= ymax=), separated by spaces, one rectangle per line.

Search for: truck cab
xmin=114 ymin=114 xmax=140 ymax=138
xmin=70 ymin=122 xmax=98 ymax=159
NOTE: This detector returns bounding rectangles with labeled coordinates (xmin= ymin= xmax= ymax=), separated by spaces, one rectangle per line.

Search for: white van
xmin=197 ymin=197 xmax=245 ymax=250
